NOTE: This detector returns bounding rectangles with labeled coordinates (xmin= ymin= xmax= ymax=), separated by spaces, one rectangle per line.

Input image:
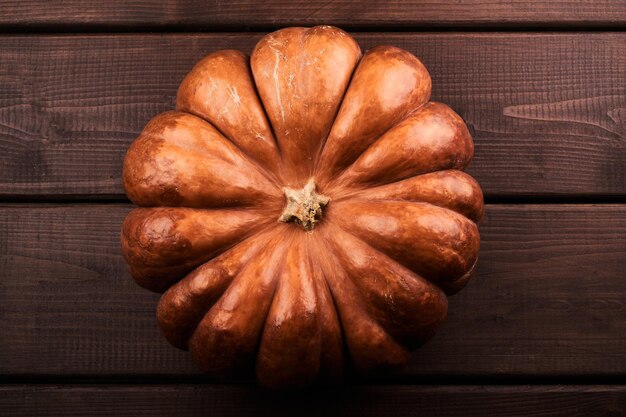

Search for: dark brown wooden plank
xmin=1 ymin=384 xmax=625 ymax=417
xmin=0 ymin=204 xmax=624 ymax=377
xmin=1 ymin=33 xmax=625 ymax=199
xmin=1 ymin=1 xmax=626 ymax=29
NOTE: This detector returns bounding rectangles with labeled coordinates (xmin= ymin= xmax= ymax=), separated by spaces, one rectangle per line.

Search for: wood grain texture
xmin=1 ymin=0 xmax=625 ymax=29
xmin=0 ymin=204 xmax=624 ymax=377
xmin=1 ymin=33 xmax=625 ymax=199
xmin=1 ymin=385 xmax=625 ymax=417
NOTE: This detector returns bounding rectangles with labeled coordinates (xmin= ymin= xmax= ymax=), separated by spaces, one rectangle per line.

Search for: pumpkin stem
xmin=278 ymin=178 xmax=330 ymax=231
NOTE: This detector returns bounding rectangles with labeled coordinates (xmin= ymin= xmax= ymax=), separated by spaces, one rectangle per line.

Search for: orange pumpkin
xmin=121 ymin=25 xmax=483 ymax=389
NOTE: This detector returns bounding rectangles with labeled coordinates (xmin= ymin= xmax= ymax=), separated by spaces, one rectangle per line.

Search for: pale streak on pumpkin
xmin=120 ymin=25 xmax=484 ymax=389
xmin=272 ymin=48 xmax=285 ymax=122
xmin=227 ymin=85 xmax=241 ymax=107
xmin=263 ymin=35 xmax=289 ymax=127
xmin=217 ymin=84 xmax=242 ymax=120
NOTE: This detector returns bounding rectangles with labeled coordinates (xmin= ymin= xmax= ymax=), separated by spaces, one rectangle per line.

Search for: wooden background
xmin=0 ymin=1 xmax=625 ymax=416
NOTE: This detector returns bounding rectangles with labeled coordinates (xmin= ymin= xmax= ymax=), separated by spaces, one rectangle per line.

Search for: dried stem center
xmin=278 ymin=178 xmax=330 ymax=231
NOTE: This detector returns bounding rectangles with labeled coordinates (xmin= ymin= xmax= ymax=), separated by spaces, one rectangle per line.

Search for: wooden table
xmin=1 ymin=1 xmax=625 ymax=416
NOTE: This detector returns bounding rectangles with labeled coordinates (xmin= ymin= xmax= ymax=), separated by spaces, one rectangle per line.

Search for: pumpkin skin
xmin=121 ymin=25 xmax=483 ymax=389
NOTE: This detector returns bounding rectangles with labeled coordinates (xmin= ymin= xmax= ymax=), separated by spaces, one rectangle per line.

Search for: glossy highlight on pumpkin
xmin=121 ymin=25 xmax=484 ymax=389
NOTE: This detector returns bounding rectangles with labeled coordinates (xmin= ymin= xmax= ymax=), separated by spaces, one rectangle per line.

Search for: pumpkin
xmin=121 ymin=25 xmax=483 ymax=389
